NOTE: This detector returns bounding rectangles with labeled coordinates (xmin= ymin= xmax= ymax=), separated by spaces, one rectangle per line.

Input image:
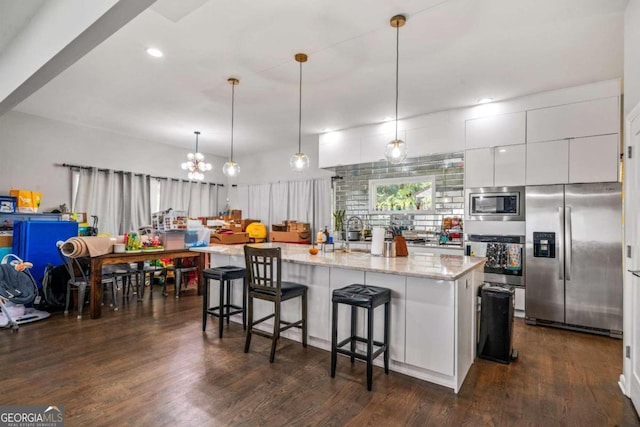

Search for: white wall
xmin=626 ymin=0 xmax=640 ymax=113
xmin=0 ymin=111 xmax=226 ymax=212
xmin=230 ymin=134 xmax=334 ymax=185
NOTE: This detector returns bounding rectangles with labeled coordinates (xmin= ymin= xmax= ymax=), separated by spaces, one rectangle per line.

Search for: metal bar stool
xmin=202 ymin=265 xmax=247 ymax=338
xmin=331 ymin=283 xmax=390 ymax=391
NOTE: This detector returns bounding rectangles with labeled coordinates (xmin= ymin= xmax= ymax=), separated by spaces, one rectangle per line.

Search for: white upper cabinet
xmin=526 ymin=97 xmax=620 ymax=143
xmin=465 ymin=112 xmax=526 ymax=149
xmin=569 ymin=134 xmax=619 ymax=183
xmin=318 ymin=134 xmax=361 ymax=168
xmin=465 ymin=147 xmax=494 ymax=188
xmin=407 ymin=120 xmax=465 ymax=157
xmin=359 ymin=131 xmax=405 ymax=164
xmin=494 ymin=144 xmax=526 ymax=187
xmin=526 ymin=139 xmax=569 ymax=185
xmin=466 ymin=144 xmax=526 ymax=188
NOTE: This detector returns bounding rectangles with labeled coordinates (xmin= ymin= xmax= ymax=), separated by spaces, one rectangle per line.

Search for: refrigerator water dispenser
xmin=533 ymin=232 xmax=555 ymax=258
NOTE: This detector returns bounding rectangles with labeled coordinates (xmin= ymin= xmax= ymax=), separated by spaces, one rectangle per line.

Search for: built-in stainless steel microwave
xmin=465 ymin=186 xmax=525 ymax=221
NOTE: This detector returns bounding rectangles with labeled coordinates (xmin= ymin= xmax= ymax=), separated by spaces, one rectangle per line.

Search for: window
xmin=369 ymin=176 xmax=436 ymax=214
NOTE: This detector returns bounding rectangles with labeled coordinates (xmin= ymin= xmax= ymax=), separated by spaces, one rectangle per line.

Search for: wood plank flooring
xmin=0 ymin=286 xmax=638 ymax=426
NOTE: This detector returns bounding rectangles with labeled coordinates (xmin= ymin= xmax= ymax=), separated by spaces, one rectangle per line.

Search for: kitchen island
xmin=191 ymin=243 xmax=485 ymax=393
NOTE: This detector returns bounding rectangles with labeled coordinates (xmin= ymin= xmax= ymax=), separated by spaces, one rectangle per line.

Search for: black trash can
xmin=477 ymin=283 xmax=517 ymax=364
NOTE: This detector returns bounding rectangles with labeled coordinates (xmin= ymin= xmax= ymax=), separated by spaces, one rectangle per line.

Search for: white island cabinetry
xmin=196 ymin=243 xmax=485 ymax=393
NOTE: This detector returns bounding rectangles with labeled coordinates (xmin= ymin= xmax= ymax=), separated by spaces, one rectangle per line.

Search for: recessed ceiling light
xmin=478 ymin=98 xmax=493 ymax=104
xmin=146 ymin=48 xmax=163 ymax=58
xmin=383 ymin=116 xmax=394 ymax=122
xmin=322 ymin=128 xmax=332 ymax=133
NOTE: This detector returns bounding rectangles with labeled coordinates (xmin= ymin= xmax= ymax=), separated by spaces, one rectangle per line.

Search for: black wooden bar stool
xmin=202 ymin=265 xmax=247 ymax=338
xmin=331 ymin=284 xmax=391 ymax=391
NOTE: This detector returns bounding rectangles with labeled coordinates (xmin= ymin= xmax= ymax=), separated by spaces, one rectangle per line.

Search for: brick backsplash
xmin=332 ymin=152 xmax=465 ymax=233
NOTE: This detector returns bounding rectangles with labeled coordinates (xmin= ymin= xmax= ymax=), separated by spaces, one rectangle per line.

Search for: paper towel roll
xmin=371 ymin=227 xmax=385 ymax=256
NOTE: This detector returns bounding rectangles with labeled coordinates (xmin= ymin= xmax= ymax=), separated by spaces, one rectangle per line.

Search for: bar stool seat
xmin=331 ymin=283 xmax=391 ymax=391
xmin=202 ymin=265 xmax=247 ymax=338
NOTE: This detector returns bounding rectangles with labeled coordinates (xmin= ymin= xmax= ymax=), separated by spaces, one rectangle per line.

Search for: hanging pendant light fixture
xmin=290 ymin=53 xmax=310 ymax=172
xmin=223 ymin=77 xmax=240 ymax=177
xmin=384 ymin=14 xmax=408 ymax=164
xmin=181 ymin=131 xmax=212 ymax=180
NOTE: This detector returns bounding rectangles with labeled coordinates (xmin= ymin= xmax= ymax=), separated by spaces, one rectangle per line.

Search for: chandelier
xmin=384 ymin=14 xmax=408 ymax=164
xmin=289 ymin=53 xmax=310 ymax=172
xmin=181 ymin=131 xmax=212 ymax=180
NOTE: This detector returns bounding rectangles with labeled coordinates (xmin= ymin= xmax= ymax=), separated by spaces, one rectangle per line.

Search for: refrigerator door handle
xmin=558 ymin=207 xmax=564 ymax=280
xmin=565 ymin=206 xmax=572 ymax=281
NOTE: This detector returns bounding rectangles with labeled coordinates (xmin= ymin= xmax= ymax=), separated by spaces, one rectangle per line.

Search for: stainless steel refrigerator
xmin=525 ymin=183 xmax=622 ymax=336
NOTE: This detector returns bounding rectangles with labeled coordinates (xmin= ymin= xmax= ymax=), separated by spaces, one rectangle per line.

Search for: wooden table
xmin=89 ymin=249 xmax=204 ymax=319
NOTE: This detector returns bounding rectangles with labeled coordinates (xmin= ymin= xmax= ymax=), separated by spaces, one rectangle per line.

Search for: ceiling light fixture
xmin=181 ymin=131 xmax=212 ymax=180
xmin=478 ymin=98 xmax=493 ymax=104
xmin=146 ymin=47 xmax=163 ymax=58
xmin=290 ymin=53 xmax=310 ymax=172
xmin=384 ymin=14 xmax=408 ymax=165
xmin=223 ymin=77 xmax=240 ymax=177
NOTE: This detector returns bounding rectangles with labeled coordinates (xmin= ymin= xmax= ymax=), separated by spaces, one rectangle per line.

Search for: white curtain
xmin=230 ymin=185 xmax=249 ymax=218
xmin=121 ymin=172 xmax=151 ymax=231
xmin=229 ymin=178 xmax=332 ymax=235
xmin=159 ymin=179 xmax=192 ymax=214
xmin=271 ymin=182 xmax=289 ymax=226
xmin=314 ymin=178 xmax=332 ymax=236
xmin=74 ymin=168 xmax=152 ymax=236
xmin=248 ymin=184 xmax=271 ymax=226
xmin=288 ymin=180 xmax=313 ymax=224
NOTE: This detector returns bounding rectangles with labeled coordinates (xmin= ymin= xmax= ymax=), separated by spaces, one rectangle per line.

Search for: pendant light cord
xmin=298 ymin=60 xmax=303 ymax=154
xmin=394 ymin=24 xmax=399 ymax=141
xmin=195 ymin=132 xmax=199 ymax=153
xmin=231 ymin=83 xmax=235 ymax=161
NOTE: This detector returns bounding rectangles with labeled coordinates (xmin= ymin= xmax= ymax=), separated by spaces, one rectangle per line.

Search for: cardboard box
xmin=272 ymin=224 xmax=287 ymax=232
xmin=0 ymin=234 xmax=12 ymax=248
xmin=287 ymin=222 xmax=310 ymax=232
xmin=269 ymin=231 xmax=311 ymax=243
xmin=231 ymin=210 xmax=242 ymax=220
xmin=240 ymin=219 xmax=260 ymax=231
xmin=10 ymin=190 xmax=41 ymax=213
xmin=210 ymin=232 xmax=250 ymax=245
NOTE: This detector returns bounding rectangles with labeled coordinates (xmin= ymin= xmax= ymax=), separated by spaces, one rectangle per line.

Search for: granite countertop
xmin=191 ymin=243 xmax=485 ymax=281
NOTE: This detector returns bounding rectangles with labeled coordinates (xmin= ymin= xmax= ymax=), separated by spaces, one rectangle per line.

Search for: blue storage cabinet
xmin=12 ymin=220 xmax=78 ymax=287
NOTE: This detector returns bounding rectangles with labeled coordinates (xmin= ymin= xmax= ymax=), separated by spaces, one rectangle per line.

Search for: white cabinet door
xmin=465 ymin=147 xmax=494 ymax=188
xmin=318 ymin=134 xmax=360 ymax=168
xmin=526 ymin=139 xmax=569 ymax=185
xmin=526 ymin=96 xmax=620 ymax=143
xmin=405 ymin=277 xmax=454 ymax=375
xmin=494 ymin=144 xmax=526 ymax=186
xmin=359 ymin=131 xmax=406 ymax=164
xmin=569 ymin=134 xmax=619 ymax=184
xmin=283 ymin=263 xmax=331 ymax=342
xmin=365 ymin=272 xmax=406 ymax=363
xmin=465 ymin=112 xmax=526 ymax=149
xmin=407 ymin=120 xmax=465 ymax=157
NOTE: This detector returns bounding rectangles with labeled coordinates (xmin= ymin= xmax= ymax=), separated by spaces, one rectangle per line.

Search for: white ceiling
xmin=4 ymin=0 xmax=629 ymax=157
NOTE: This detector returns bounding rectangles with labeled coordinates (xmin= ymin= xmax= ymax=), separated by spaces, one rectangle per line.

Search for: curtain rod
xmin=57 ymin=163 xmax=224 ymax=186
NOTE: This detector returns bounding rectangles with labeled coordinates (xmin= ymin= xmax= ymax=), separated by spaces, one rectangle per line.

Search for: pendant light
xmin=384 ymin=14 xmax=408 ymax=164
xmin=181 ymin=131 xmax=212 ymax=180
xmin=290 ymin=53 xmax=310 ymax=172
xmin=222 ymin=77 xmax=240 ymax=177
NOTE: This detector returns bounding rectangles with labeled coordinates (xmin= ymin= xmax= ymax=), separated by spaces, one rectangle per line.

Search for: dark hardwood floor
xmin=1 ymin=285 xmax=638 ymax=426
